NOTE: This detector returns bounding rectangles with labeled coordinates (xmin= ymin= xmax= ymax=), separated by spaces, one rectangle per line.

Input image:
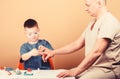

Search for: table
xmin=0 ymin=69 xmax=75 ymax=79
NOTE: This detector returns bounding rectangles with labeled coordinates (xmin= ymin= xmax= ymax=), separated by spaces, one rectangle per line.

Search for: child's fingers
xmin=38 ymin=45 xmax=46 ymax=52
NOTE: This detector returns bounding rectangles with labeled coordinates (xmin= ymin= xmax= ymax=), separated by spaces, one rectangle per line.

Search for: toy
xmin=5 ymin=67 xmax=14 ymax=71
xmin=0 ymin=66 xmax=4 ymax=70
xmin=15 ymin=68 xmax=21 ymax=75
xmin=24 ymin=68 xmax=33 ymax=76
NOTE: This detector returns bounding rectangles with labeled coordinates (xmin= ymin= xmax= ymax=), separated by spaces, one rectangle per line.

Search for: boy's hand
xmin=38 ymin=45 xmax=46 ymax=52
xmin=30 ymin=48 xmax=39 ymax=56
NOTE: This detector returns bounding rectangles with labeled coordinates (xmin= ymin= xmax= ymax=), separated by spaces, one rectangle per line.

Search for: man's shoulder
xmin=104 ymin=12 xmax=119 ymax=23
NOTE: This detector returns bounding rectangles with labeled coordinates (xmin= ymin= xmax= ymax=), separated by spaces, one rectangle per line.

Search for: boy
xmin=20 ymin=18 xmax=53 ymax=70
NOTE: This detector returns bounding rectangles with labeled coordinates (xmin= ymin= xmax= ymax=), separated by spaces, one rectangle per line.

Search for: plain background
xmin=0 ymin=0 xmax=120 ymax=69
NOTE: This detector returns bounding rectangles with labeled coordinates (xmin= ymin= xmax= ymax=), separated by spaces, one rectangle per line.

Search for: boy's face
xmin=25 ymin=26 xmax=40 ymax=43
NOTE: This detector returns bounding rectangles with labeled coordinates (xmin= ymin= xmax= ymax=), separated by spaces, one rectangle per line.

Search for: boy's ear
xmin=98 ymin=0 xmax=104 ymax=7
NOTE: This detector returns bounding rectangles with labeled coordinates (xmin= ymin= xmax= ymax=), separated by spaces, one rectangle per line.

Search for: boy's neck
xmin=28 ymin=40 xmax=38 ymax=44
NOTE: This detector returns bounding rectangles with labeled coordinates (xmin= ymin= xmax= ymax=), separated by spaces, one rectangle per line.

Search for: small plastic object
xmin=4 ymin=67 xmax=13 ymax=75
xmin=15 ymin=68 xmax=21 ymax=75
xmin=0 ymin=66 xmax=4 ymax=70
xmin=24 ymin=72 xmax=33 ymax=76
xmin=37 ymin=68 xmax=40 ymax=71
xmin=5 ymin=67 xmax=14 ymax=71
xmin=6 ymin=71 xmax=12 ymax=75
xmin=24 ymin=68 xmax=33 ymax=76
xmin=27 ymin=68 xmax=32 ymax=72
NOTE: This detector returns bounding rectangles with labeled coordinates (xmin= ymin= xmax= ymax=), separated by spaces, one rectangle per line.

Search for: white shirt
xmin=82 ymin=12 xmax=120 ymax=67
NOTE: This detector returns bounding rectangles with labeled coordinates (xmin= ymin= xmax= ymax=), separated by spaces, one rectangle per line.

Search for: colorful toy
xmin=24 ymin=68 xmax=33 ymax=76
xmin=0 ymin=66 xmax=4 ymax=70
xmin=15 ymin=68 xmax=21 ymax=75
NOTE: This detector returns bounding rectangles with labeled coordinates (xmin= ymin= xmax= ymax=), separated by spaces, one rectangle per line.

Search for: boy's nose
xmin=31 ymin=34 xmax=36 ymax=37
xmin=85 ymin=8 xmax=88 ymax=12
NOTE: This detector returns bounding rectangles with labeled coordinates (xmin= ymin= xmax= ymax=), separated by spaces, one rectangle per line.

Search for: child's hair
xmin=24 ymin=18 xmax=38 ymax=28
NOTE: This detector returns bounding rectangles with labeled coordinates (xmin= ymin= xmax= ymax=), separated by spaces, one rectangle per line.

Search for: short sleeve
xmin=20 ymin=44 xmax=28 ymax=55
xmin=97 ymin=18 xmax=119 ymax=40
xmin=41 ymin=40 xmax=54 ymax=50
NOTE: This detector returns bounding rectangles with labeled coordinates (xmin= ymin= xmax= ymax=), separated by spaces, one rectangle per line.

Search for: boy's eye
xmin=28 ymin=33 xmax=32 ymax=36
xmin=27 ymin=32 xmax=39 ymax=36
xmin=34 ymin=32 xmax=38 ymax=34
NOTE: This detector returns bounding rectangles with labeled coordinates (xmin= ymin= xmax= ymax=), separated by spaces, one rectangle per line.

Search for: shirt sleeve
xmin=97 ymin=18 xmax=119 ymax=40
xmin=20 ymin=44 xmax=28 ymax=55
xmin=41 ymin=40 xmax=54 ymax=50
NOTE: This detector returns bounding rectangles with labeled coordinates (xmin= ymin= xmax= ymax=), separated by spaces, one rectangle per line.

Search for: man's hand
xmin=57 ymin=68 xmax=78 ymax=78
xmin=38 ymin=45 xmax=54 ymax=62
xmin=43 ymin=51 xmax=55 ymax=62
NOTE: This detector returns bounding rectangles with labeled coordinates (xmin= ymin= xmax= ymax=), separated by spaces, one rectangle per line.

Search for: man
xmin=41 ymin=0 xmax=120 ymax=79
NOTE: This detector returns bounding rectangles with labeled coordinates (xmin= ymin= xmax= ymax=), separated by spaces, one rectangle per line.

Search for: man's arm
xmin=76 ymin=38 xmax=110 ymax=73
xmin=57 ymin=38 xmax=110 ymax=78
xmin=44 ymin=36 xmax=85 ymax=60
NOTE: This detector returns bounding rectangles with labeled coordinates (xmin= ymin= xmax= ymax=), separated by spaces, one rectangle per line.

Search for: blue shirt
xmin=20 ymin=39 xmax=53 ymax=70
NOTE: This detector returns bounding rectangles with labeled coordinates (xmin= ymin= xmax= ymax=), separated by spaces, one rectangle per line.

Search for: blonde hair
xmin=96 ymin=0 xmax=106 ymax=5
